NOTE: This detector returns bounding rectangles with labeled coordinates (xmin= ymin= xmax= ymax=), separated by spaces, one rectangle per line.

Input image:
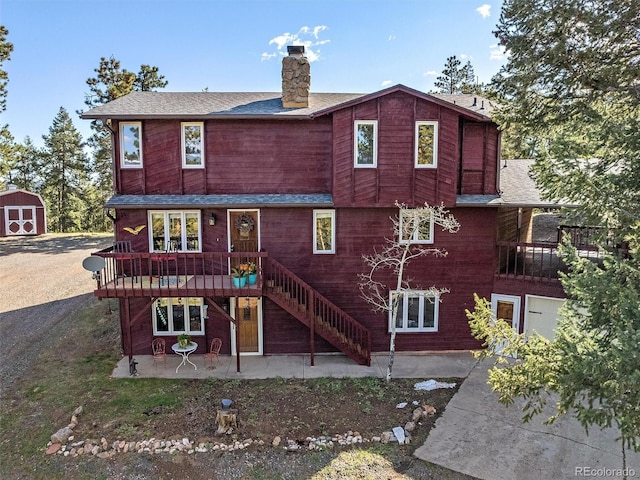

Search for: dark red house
xmin=81 ymin=47 xmax=568 ymax=365
xmin=0 ymin=185 xmax=47 ymax=237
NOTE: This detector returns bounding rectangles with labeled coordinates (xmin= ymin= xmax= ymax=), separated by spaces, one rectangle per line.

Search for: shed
xmin=0 ymin=186 xmax=47 ymax=236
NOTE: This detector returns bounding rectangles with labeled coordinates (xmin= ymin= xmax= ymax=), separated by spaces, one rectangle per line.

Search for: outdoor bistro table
xmin=171 ymin=342 xmax=198 ymax=373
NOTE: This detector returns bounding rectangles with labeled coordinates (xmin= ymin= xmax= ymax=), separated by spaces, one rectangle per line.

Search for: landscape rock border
xmin=45 ymin=403 xmax=437 ymax=457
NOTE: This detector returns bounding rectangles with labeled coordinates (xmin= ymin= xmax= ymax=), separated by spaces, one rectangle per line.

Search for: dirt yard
xmin=0 ymin=234 xmax=477 ymax=480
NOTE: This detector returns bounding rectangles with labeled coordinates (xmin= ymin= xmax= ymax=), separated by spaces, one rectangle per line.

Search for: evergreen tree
xmin=470 ymin=0 xmax=640 ymax=459
xmin=0 ymin=25 xmax=13 ymax=112
xmin=433 ymin=56 xmax=478 ymax=94
xmin=41 ymin=107 xmax=89 ymax=232
xmin=9 ymin=137 xmax=43 ymax=191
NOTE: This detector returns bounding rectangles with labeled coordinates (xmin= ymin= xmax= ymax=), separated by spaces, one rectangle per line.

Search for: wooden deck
xmin=91 ymin=250 xmax=265 ymax=298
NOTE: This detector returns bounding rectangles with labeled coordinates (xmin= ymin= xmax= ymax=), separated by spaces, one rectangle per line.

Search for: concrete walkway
xmin=414 ymin=359 xmax=640 ymax=480
xmin=112 ymin=352 xmax=640 ymax=479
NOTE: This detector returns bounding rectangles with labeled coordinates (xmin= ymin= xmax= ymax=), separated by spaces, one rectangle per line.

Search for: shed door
xmin=4 ymin=206 xmax=37 ymax=235
xmin=524 ymin=296 xmax=565 ymax=340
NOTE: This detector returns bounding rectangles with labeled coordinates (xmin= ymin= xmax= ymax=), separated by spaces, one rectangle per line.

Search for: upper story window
xmin=354 ymin=120 xmax=378 ymax=168
xmin=313 ymin=209 xmax=335 ymax=254
xmin=181 ymin=122 xmax=204 ymax=168
xmin=390 ymin=291 xmax=439 ymax=332
xmin=120 ymin=122 xmax=142 ymax=168
xmin=149 ymin=210 xmax=201 ymax=252
xmin=415 ymin=121 xmax=438 ymax=168
xmin=399 ymin=208 xmax=434 ymax=244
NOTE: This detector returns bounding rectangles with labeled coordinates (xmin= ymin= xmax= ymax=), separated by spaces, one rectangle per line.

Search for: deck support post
xmin=235 ymin=297 xmax=241 ymax=373
xmin=309 ymin=291 xmax=315 ymax=367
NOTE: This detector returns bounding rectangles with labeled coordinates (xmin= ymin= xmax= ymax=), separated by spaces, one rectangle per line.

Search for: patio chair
xmin=204 ymin=338 xmax=223 ymax=367
xmin=152 ymin=338 xmax=167 ymax=367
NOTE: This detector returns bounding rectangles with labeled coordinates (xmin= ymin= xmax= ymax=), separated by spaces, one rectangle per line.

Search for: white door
xmin=4 ymin=206 xmax=37 ymax=235
xmin=491 ymin=294 xmax=521 ymax=357
xmin=524 ymin=296 xmax=565 ymax=340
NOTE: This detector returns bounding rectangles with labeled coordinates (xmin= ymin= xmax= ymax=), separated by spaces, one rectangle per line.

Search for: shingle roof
xmin=81 ymin=92 xmax=366 ymax=119
xmin=105 ymin=193 xmax=334 ymax=209
xmin=80 ymin=87 xmax=495 ymax=121
xmin=456 ymin=159 xmax=566 ymax=208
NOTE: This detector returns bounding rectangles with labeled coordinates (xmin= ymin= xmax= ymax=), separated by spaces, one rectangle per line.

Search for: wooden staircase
xmin=263 ymin=257 xmax=371 ymax=366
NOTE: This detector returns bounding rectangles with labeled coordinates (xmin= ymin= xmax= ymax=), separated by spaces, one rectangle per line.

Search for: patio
xmin=111 ymin=351 xmax=478 ymax=380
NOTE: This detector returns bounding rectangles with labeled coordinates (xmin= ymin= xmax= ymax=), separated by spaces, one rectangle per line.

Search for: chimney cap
xmin=287 ymin=45 xmax=305 ymax=56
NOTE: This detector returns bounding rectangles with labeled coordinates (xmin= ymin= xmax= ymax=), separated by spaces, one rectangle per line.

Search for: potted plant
xmin=246 ymin=261 xmax=258 ymax=285
xmin=231 ymin=263 xmax=249 ymax=288
xmin=177 ymin=333 xmax=192 ymax=348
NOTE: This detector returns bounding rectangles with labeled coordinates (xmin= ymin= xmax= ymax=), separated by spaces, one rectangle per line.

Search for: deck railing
xmin=264 ymin=257 xmax=371 ymax=365
xmin=93 ymin=248 xmax=266 ymax=297
xmin=495 ymin=241 xmax=605 ymax=281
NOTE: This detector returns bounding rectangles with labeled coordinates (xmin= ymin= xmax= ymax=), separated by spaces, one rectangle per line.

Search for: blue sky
xmin=1 ymin=0 xmax=506 ymax=147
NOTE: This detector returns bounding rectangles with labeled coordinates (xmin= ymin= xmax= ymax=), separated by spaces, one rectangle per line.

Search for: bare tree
xmin=359 ymin=202 xmax=460 ymax=382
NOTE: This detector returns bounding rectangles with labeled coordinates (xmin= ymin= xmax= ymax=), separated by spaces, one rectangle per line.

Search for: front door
xmin=490 ymin=294 xmax=521 ymax=357
xmin=230 ymin=297 xmax=262 ymax=355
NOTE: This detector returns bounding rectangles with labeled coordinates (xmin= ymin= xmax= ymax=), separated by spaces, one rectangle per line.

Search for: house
xmin=81 ymin=46 xmax=571 ymax=366
xmin=0 ymin=185 xmax=47 ymax=236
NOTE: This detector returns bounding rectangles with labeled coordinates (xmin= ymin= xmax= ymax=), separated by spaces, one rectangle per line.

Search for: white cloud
xmin=460 ymin=53 xmax=469 ymax=60
xmin=381 ymin=80 xmax=393 ymax=87
xmin=265 ymin=26 xmax=330 ymax=62
xmin=423 ymin=70 xmax=438 ymax=77
xmin=388 ymin=34 xmax=396 ymax=41
xmin=476 ymin=4 xmax=491 ymax=19
xmin=489 ymin=43 xmax=507 ymax=61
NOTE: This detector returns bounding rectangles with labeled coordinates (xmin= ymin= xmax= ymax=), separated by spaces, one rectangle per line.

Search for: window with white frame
xmin=399 ymin=208 xmax=434 ymax=244
xmin=153 ymin=298 xmax=205 ymax=335
xmin=415 ymin=121 xmax=438 ymax=168
xmin=120 ymin=122 xmax=143 ymax=168
xmin=354 ymin=120 xmax=377 ymax=167
xmin=181 ymin=122 xmax=204 ymax=168
xmin=390 ymin=291 xmax=439 ymax=332
xmin=149 ymin=210 xmax=201 ymax=252
xmin=313 ymin=209 xmax=335 ymax=254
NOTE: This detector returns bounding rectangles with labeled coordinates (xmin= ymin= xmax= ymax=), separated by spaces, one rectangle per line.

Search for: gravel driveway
xmin=0 ymin=233 xmax=113 ymax=389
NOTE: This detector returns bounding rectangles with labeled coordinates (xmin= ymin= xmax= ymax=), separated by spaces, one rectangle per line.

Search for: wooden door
xmin=490 ymin=294 xmax=521 ymax=357
xmin=237 ymin=297 xmax=260 ymax=353
xmin=228 ymin=210 xmax=259 ymax=257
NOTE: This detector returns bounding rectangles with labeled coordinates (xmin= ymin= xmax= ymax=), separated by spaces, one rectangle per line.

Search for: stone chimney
xmin=281 ymin=45 xmax=310 ymax=108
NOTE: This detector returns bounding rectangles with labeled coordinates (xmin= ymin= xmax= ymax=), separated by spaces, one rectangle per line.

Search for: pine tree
xmin=433 ymin=56 xmax=479 ymax=94
xmin=0 ymin=25 xmax=13 ymax=112
xmin=41 ymin=107 xmax=89 ymax=232
xmin=470 ymin=0 xmax=640 ymax=459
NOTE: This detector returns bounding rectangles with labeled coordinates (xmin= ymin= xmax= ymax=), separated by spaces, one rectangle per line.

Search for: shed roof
xmin=456 ymin=159 xmax=567 ymax=208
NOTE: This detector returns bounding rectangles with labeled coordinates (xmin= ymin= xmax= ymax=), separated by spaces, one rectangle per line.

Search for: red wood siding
xmin=460 ymin=122 xmax=499 ymax=195
xmin=332 ymin=91 xmax=463 ymax=208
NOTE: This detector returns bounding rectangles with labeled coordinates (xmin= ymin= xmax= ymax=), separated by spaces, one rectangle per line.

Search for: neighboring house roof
xmin=80 ymin=85 xmax=494 ymax=122
xmin=456 ymin=159 xmax=564 ymax=208
xmin=105 ymin=193 xmax=334 ymax=209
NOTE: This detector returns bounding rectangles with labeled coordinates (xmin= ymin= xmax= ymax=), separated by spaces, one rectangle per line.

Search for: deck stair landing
xmin=263 ymin=257 xmax=371 ymax=366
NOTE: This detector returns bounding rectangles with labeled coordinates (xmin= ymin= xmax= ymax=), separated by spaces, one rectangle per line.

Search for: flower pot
xmin=248 ymin=273 xmax=257 ymax=285
xmin=233 ymin=276 xmax=247 ymax=288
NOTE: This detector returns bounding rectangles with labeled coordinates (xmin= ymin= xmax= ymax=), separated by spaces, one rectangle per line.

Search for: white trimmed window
xmin=415 ymin=121 xmax=438 ymax=168
xmin=399 ymin=208 xmax=434 ymax=244
xmin=149 ymin=210 xmax=201 ymax=252
xmin=181 ymin=122 xmax=204 ymax=168
xmin=313 ymin=209 xmax=335 ymax=254
xmin=120 ymin=122 xmax=143 ymax=168
xmin=390 ymin=291 xmax=439 ymax=332
xmin=354 ymin=120 xmax=378 ymax=167
xmin=153 ymin=298 xmax=205 ymax=335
